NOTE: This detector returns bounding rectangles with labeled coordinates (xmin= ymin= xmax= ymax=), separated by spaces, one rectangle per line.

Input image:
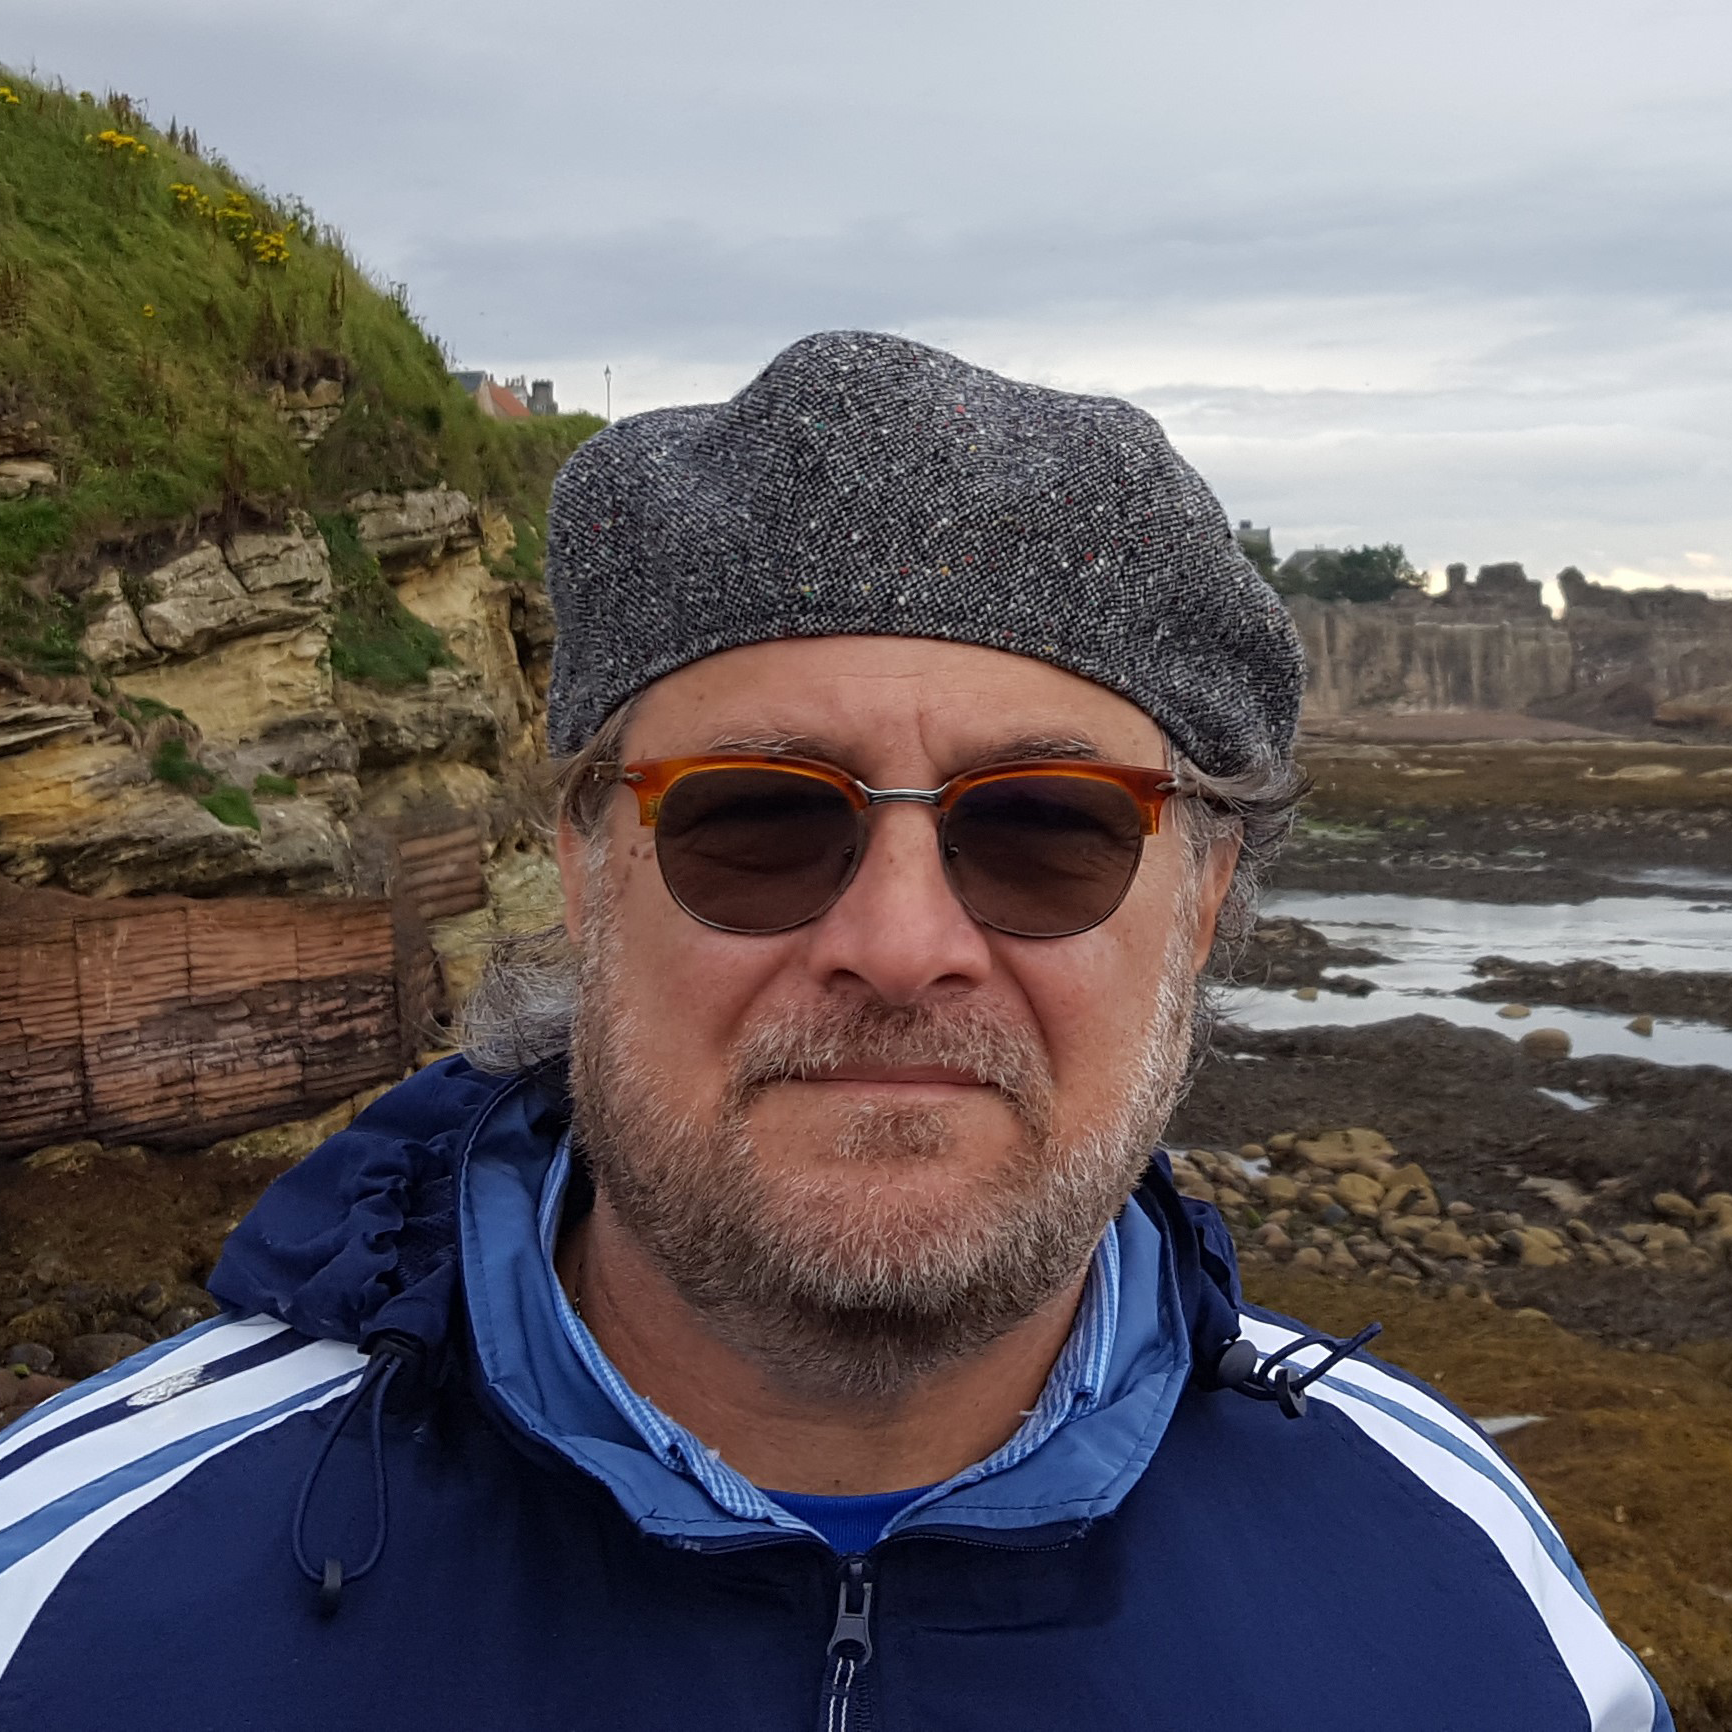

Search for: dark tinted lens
xmin=944 ymin=774 xmax=1144 ymax=937
xmin=654 ymin=768 xmax=860 ymax=933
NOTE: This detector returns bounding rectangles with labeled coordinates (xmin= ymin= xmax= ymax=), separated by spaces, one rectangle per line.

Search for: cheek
xmin=1015 ymin=871 xmax=1192 ymax=1085
xmin=607 ymin=838 xmax=787 ymax=1094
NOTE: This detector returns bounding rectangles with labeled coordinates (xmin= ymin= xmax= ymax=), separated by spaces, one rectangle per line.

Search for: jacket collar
xmin=213 ymin=1057 xmax=1232 ymax=1551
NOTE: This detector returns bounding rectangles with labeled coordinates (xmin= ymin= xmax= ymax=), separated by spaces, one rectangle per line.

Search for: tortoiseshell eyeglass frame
xmin=589 ymin=754 xmax=1185 ymax=831
xmin=582 ymin=754 xmax=1193 ymax=937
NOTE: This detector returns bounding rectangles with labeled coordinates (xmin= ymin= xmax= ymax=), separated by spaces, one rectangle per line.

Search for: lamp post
xmin=604 ymin=365 xmax=612 ymax=423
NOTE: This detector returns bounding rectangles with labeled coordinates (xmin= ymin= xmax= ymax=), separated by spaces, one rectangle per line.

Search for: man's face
xmin=559 ymin=635 xmax=1236 ymax=1395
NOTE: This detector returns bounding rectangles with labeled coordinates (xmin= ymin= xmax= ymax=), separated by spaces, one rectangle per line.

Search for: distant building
xmin=453 ymin=369 xmax=556 ymax=420
xmin=1232 ymin=520 xmax=1276 ymax=578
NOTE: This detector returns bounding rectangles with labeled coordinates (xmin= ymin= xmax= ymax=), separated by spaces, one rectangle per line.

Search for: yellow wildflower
xmin=0 ymin=87 xmax=20 ymax=106
xmin=142 ymin=304 xmax=156 ymax=318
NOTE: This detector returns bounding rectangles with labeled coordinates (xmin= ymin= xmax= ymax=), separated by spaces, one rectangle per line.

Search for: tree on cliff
xmin=1274 ymin=543 xmax=1424 ymax=604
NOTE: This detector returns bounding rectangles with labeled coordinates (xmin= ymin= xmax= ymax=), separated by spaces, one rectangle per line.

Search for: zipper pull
xmin=826 ymin=1558 xmax=875 ymax=1667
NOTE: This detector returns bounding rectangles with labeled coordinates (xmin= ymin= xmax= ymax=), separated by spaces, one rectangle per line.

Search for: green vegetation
xmin=147 ymin=735 xmax=261 ymax=828
xmin=1275 ymin=544 xmax=1425 ymax=605
xmin=198 ymin=785 xmax=260 ymax=831
xmin=252 ymin=771 xmax=298 ymax=798
xmin=488 ymin=514 xmax=547 ymax=586
xmin=148 ymin=736 xmax=206 ymax=789
xmin=315 ymin=510 xmax=455 ymax=688
xmin=113 ymin=692 xmax=185 ymax=726
xmin=0 ymin=72 xmax=602 ymax=676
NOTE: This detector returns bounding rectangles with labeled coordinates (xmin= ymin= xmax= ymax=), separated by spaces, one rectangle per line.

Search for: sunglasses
xmin=589 ymin=754 xmax=1187 ymax=939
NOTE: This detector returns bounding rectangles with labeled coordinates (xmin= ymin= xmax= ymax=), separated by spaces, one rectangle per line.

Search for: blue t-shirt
xmin=764 ymin=1485 xmax=937 ymax=1555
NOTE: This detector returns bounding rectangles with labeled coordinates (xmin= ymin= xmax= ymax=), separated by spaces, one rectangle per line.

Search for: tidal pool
xmin=1229 ymin=889 xmax=1732 ymax=1072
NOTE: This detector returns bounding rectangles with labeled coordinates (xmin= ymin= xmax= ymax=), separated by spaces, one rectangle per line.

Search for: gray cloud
xmin=7 ymin=0 xmax=1731 ymax=587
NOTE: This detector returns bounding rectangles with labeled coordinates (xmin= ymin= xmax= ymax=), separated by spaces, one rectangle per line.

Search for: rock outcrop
xmin=1295 ymin=563 xmax=1732 ymax=727
xmin=1 ymin=492 xmax=550 ymax=901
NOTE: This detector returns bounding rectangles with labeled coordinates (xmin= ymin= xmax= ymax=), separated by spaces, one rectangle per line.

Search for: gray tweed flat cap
xmin=545 ymin=330 xmax=1304 ymax=777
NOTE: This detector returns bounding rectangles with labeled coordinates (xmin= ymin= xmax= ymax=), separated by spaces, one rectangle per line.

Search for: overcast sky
xmin=8 ymin=0 xmax=1730 ymax=595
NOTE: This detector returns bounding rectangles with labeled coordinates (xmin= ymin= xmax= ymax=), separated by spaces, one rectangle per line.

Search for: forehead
xmin=624 ymin=636 xmax=1168 ymax=771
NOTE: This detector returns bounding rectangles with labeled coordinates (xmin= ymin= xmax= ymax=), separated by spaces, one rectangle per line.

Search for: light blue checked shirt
xmin=536 ymin=1138 xmax=1121 ymax=1544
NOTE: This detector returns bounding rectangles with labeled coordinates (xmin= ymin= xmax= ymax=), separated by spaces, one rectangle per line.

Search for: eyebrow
xmin=700 ymin=730 xmax=1115 ymax=775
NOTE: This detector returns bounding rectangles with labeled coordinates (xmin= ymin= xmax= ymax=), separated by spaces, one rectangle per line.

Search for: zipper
xmin=818 ymin=1555 xmax=876 ymax=1732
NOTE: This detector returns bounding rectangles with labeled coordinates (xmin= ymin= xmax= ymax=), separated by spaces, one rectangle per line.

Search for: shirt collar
xmin=537 ymin=1137 xmax=1122 ymax=1541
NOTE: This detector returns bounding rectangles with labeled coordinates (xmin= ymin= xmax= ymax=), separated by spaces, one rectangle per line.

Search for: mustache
xmin=727 ymin=1000 xmax=1053 ymax=1122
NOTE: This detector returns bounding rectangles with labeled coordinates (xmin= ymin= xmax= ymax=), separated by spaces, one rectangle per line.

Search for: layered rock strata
xmin=0 ymin=491 xmax=554 ymax=899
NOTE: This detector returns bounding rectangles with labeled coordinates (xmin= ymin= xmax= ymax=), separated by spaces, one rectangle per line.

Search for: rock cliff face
xmin=0 ymin=491 xmax=551 ymax=900
xmin=1295 ymin=566 xmax=1732 ymax=727
xmin=1293 ymin=595 xmax=1574 ymax=717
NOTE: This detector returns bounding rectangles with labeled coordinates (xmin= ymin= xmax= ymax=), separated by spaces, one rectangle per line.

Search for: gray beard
xmin=570 ymin=877 xmax=1197 ymax=1402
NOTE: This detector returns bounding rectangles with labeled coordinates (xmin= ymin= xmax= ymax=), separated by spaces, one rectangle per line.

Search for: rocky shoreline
xmin=1459 ymin=956 xmax=1732 ymax=1028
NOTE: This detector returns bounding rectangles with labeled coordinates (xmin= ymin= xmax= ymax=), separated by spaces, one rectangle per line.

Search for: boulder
xmin=1420 ymin=1225 xmax=1474 ymax=1260
xmin=1293 ymin=1127 xmax=1397 ymax=1172
xmin=1333 ymin=1172 xmax=1385 ymax=1210
xmin=223 ymin=514 xmax=333 ymax=603
xmin=1519 ymin=1027 xmax=1572 ymax=1060
xmin=0 ymin=457 xmax=57 ymax=499
xmin=58 ymin=1333 xmax=149 ymax=1380
xmin=0 ymin=1373 xmax=71 ymax=1429
xmin=1651 ymin=1191 xmax=1698 ymax=1223
xmin=78 ymin=569 xmax=160 ymax=671
xmin=137 ymin=543 xmax=325 ymax=656
xmin=349 ymin=488 xmax=481 ymax=564
xmin=336 ymin=668 xmax=502 ymax=769
xmin=2 ymin=1343 xmax=57 ymax=1375
xmin=1380 ymin=1164 xmax=1436 ymax=1216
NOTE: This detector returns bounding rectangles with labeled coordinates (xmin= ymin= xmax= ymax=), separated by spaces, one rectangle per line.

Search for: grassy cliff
xmin=0 ymin=72 xmax=601 ymax=672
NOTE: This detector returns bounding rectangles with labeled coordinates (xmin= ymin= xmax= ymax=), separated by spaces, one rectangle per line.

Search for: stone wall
xmin=0 ymin=490 xmax=553 ymax=900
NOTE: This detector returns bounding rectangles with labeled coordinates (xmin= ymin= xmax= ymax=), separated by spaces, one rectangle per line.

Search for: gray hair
xmin=460 ymin=707 xmax=1304 ymax=1080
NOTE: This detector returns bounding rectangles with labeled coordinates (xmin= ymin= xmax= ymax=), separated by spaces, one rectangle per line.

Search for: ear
xmin=555 ymin=813 xmax=590 ymax=949
xmin=1189 ymin=833 xmax=1242 ymax=973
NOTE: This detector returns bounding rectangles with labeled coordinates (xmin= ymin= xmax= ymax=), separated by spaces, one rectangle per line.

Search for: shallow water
xmin=1229 ymin=889 xmax=1732 ymax=1071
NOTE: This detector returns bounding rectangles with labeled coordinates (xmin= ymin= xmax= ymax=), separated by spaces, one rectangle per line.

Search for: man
xmin=0 ymin=332 xmax=1666 ymax=1730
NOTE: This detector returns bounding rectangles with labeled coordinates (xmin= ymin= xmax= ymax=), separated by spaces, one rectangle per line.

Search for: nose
xmin=799 ymin=802 xmax=994 ymax=1003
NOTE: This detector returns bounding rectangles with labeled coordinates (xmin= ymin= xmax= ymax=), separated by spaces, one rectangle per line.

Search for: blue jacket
xmin=0 ymin=1056 xmax=1669 ymax=1730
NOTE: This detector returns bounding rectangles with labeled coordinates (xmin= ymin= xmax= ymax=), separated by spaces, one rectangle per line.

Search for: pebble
xmin=1317 ymin=1203 xmax=1350 ymax=1227
xmin=1295 ymin=986 xmax=1319 ymax=1002
xmin=1650 ymin=1191 xmax=1697 ymax=1223
xmin=58 ymin=1334 xmax=149 ymax=1380
xmin=3 ymin=1343 xmax=57 ymax=1376
xmin=1257 ymin=1175 xmax=1300 ymax=1208
xmin=1291 ymin=1247 xmax=1326 ymax=1271
xmin=1333 ymin=1172 xmax=1384 ymax=1210
xmin=0 ymin=1373 xmax=71 ymax=1428
xmin=156 ymin=1306 xmax=207 ymax=1337
xmin=1497 ymin=1003 xmax=1532 ymax=1020
xmin=1519 ymin=1027 xmax=1572 ymax=1060
xmin=1627 ymin=1015 xmax=1655 ymax=1037
xmin=1294 ymin=1128 xmax=1398 ymax=1171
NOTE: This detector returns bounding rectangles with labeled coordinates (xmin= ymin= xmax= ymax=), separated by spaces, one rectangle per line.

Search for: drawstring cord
xmin=1211 ymin=1322 xmax=1383 ymax=1420
xmin=291 ymin=1332 xmax=420 ymax=1615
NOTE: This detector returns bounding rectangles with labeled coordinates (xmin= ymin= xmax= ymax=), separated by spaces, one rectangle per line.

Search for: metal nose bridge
xmin=858 ymin=785 xmax=946 ymax=809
